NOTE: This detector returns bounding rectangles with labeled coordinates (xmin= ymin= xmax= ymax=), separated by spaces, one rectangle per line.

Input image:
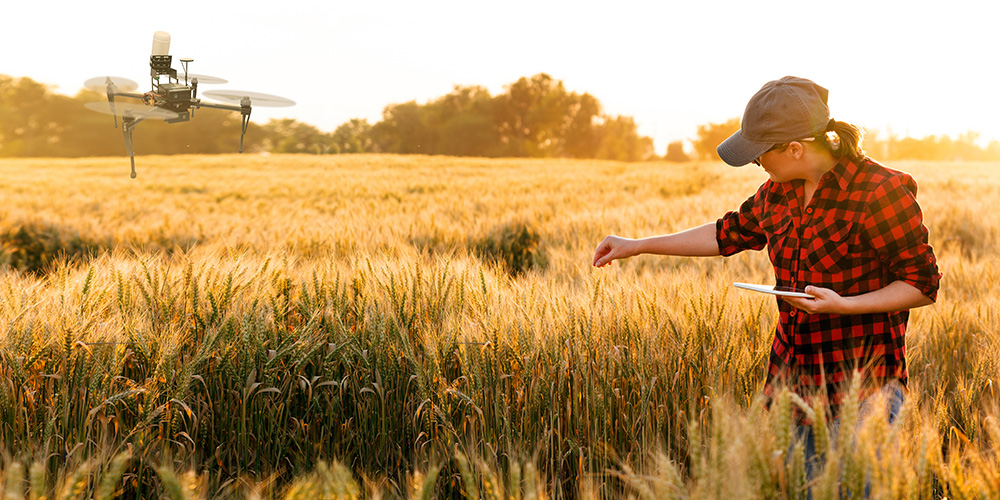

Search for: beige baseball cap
xmin=717 ymin=76 xmax=831 ymax=167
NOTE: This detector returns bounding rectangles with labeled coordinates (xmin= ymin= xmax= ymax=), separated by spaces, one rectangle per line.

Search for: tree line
xmin=3 ymin=73 xmax=999 ymax=162
xmin=0 ymin=75 xmax=249 ymax=158
xmin=686 ymin=118 xmax=1000 ymax=162
xmin=0 ymin=73 xmax=653 ymax=161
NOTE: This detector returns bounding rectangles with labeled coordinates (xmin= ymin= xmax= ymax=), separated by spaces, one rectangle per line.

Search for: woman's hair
xmin=816 ymin=120 xmax=865 ymax=161
xmin=769 ymin=120 xmax=866 ymax=162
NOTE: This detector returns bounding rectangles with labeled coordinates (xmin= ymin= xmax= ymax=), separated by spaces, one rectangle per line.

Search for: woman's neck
xmin=801 ymin=153 xmax=838 ymax=206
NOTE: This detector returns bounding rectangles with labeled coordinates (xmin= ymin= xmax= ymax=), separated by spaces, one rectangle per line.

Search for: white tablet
xmin=734 ymin=282 xmax=816 ymax=298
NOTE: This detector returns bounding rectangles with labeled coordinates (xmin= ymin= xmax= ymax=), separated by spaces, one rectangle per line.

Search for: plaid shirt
xmin=716 ymin=156 xmax=941 ymax=409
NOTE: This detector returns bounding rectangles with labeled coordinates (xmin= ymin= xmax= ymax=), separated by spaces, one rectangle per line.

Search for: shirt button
xmin=806 ymin=207 xmax=814 ymax=214
xmin=790 ymin=309 xmax=798 ymax=317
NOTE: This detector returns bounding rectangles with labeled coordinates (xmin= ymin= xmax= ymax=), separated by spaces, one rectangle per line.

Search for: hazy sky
xmin=4 ymin=0 xmax=998 ymax=154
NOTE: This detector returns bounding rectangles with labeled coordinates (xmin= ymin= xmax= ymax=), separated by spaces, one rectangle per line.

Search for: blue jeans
xmin=793 ymin=384 xmax=905 ymax=497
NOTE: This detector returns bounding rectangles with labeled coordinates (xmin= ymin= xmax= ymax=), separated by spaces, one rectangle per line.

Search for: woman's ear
xmin=789 ymin=141 xmax=806 ymax=159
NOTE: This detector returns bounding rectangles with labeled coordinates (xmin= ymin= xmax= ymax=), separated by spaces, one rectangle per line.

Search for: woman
xmin=592 ymin=76 xmax=941 ymax=471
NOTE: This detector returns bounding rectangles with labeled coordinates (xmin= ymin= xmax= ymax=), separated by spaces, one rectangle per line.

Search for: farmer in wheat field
xmin=592 ymin=76 xmax=941 ymax=474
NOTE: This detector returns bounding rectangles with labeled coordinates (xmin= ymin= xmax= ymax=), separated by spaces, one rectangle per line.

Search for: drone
xmin=84 ymin=31 xmax=294 ymax=178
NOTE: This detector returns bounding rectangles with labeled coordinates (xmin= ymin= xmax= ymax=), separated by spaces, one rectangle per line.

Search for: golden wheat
xmin=0 ymin=154 xmax=997 ymax=498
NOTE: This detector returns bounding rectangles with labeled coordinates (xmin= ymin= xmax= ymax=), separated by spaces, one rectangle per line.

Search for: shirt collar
xmin=828 ymin=156 xmax=860 ymax=191
xmin=772 ymin=156 xmax=861 ymax=205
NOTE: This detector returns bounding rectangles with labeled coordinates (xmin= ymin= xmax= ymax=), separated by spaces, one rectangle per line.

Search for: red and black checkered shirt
xmin=716 ymin=156 xmax=941 ymax=408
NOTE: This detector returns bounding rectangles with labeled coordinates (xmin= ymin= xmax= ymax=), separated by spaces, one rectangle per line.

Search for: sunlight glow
xmin=3 ymin=0 xmax=998 ymax=153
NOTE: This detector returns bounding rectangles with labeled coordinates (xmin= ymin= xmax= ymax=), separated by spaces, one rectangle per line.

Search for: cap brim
xmin=717 ymin=130 xmax=773 ymax=167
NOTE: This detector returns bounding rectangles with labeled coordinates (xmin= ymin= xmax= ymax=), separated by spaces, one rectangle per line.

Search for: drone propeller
xmin=84 ymin=101 xmax=180 ymax=120
xmin=178 ymin=73 xmax=228 ymax=85
xmin=202 ymin=90 xmax=295 ymax=107
xmin=84 ymin=76 xmax=139 ymax=93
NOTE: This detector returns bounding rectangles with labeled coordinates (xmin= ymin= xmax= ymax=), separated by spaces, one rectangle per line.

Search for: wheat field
xmin=0 ymin=154 xmax=997 ymax=499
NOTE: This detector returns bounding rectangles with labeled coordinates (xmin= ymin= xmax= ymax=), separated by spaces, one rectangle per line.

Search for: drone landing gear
xmin=239 ymin=114 xmax=249 ymax=153
xmin=239 ymin=97 xmax=251 ymax=153
xmin=122 ymin=113 xmax=142 ymax=178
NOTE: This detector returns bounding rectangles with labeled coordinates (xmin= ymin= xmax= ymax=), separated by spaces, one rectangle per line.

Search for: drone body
xmin=85 ymin=32 xmax=294 ymax=178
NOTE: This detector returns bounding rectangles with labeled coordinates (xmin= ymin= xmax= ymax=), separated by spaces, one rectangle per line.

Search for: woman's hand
xmin=593 ymin=235 xmax=638 ymax=268
xmin=781 ymin=286 xmax=849 ymax=315
xmin=783 ymin=281 xmax=932 ymax=316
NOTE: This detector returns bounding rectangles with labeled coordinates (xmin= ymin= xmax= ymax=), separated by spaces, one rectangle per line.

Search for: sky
xmin=4 ymin=0 xmax=999 ymax=154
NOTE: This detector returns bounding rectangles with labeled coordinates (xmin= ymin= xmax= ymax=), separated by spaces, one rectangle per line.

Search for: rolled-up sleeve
xmin=716 ymin=184 xmax=769 ymax=256
xmin=862 ymin=175 xmax=941 ymax=301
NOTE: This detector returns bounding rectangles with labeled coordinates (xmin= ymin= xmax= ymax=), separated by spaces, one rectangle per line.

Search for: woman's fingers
xmin=782 ymin=286 xmax=845 ymax=315
xmin=593 ymin=237 xmax=616 ymax=267
xmin=593 ymin=243 xmax=611 ymax=267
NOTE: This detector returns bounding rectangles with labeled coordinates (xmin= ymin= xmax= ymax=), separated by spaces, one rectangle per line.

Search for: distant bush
xmin=664 ymin=141 xmax=691 ymax=162
xmin=0 ymin=218 xmax=104 ymax=274
xmin=473 ymin=219 xmax=547 ymax=276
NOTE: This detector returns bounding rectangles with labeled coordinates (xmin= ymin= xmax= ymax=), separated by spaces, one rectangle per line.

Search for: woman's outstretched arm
xmin=592 ymin=222 xmax=721 ymax=267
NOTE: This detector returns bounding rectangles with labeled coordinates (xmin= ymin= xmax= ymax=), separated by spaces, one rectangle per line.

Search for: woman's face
xmin=755 ymin=142 xmax=808 ymax=183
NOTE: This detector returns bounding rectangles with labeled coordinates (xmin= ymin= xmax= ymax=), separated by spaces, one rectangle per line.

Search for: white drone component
xmin=151 ymin=31 xmax=171 ymax=56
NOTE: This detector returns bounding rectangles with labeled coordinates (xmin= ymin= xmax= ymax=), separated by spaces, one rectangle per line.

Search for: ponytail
xmin=817 ymin=119 xmax=865 ymax=162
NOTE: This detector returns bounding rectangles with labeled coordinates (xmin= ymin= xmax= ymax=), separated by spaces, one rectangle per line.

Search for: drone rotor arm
xmin=192 ymin=100 xmax=252 ymax=153
xmin=193 ymin=101 xmax=244 ymax=113
xmin=108 ymin=91 xmax=145 ymax=100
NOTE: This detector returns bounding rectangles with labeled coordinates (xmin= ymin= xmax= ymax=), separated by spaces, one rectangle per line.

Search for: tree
xmin=562 ymin=93 xmax=602 ymax=159
xmin=494 ymin=73 xmax=577 ymax=157
xmin=594 ymin=116 xmax=655 ymax=162
xmin=437 ymin=112 xmax=500 ymax=157
xmin=488 ymin=73 xmax=617 ymax=159
xmin=364 ymin=74 xmax=652 ymax=160
xmin=426 ymin=86 xmax=502 ymax=156
xmin=371 ymin=101 xmax=433 ymax=154
xmin=664 ymin=141 xmax=690 ymax=162
xmin=0 ymin=76 xmax=74 ymax=157
xmin=331 ymin=119 xmax=374 ymax=154
xmin=692 ymin=118 xmax=740 ymax=161
xmin=255 ymin=119 xmax=332 ymax=154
